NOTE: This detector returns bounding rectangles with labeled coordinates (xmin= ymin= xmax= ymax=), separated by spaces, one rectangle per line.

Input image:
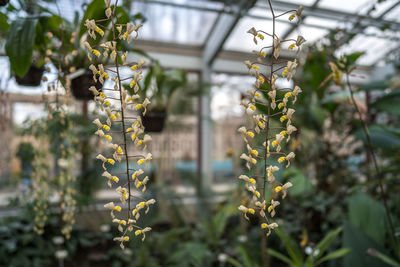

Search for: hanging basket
xmin=0 ymin=0 xmax=9 ymax=6
xmin=70 ymin=70 xmax=102 ymax=101
xmin=15 ymin=65 xmax=44 ymax=87
xmin=141 ymin=111 xmax=167 ymax=132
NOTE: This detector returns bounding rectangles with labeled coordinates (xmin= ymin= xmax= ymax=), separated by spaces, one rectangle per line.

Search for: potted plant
xmin=137 ymin=61 xmax=189 ymax=132
xmin=3 ymin=1 xmax=60 ymax=86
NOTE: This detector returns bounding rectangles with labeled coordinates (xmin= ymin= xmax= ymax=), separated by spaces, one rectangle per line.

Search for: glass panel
xmin=383 ymin=4 xmax=400 ymax=22
xmin=319 ymin=0 xmax=371 ymax=13
xmin=303 ymin=16 xmax=346 ymax=29
xmin=287 ymin=25 xmax=328 ymax=44
xmin=131 ymin=2 xmax=218 ymax=45
xmin=224 ymin=18 xmax=291 ymax=51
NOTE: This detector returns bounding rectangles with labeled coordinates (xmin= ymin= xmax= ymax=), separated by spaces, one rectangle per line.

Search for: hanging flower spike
xmin=104 ymin=202 xmax=121 ymax=218
xmin=135 ymin=227 xmax=152 ymax=241
xmin=274 ymin=182 xmax=293 ymax=199
xmin=238 ymin=2 xmax=304 ymax=239
xmin=238 ymin=205 xmax=256 ymax=221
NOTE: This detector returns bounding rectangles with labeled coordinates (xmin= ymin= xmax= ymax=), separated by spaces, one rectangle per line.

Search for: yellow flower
xmin=130 ymin=80 xmax=136 ymax=88
xmin=131 ymin=65 xmax=138 ymax=71
xmin=280 ymin=115 xmax=287 ymax=122
xmin=107 ymin=159 xmax=115 ymax=165
xmin=103 ymin=125 xmax=110 ymax=131
xmin=95 ymin=27 xmax=104 ymax=36
xmin=284 ymin=92 xmax=292 ymax=98
xmin=252 ymin=65 xmax=260 ymax=71
xmin=105 ymin=135 xmax=112 ymax=141
xmin=257 ymin=33 xmax=264 ymax=40
xmin=93 ymin=49 xmax=101 ymax=57
xmin=104 ymin=100 xmax=111 ymax=106
xmin=278 ymin=157 xmax=285 ymax=163
xmin=289 ymin=14 xmax=296 ymax=21
xmin=288 ymin=43 xmax=295 ymax=50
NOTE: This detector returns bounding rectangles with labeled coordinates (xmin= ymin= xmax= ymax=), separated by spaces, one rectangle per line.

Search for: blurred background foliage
xmin=0 ymin=0 xmax=399 ymax=266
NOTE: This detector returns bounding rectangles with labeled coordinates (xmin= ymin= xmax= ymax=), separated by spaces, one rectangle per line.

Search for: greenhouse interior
xmin=0 ymin=0 xmax=399 ymax=266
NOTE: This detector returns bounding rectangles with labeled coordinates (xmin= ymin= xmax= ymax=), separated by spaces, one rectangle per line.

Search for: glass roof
xmin=1 ymin=0 xmax=399 ymax=72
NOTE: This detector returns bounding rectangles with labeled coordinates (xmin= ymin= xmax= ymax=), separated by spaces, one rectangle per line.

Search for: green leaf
xmin=315 ymin=248 xmax=351 ymax=265
xmin=275 ymin=227 xmax=304 ymax=265
xmin=267 ymin=248 xmax=297 ymax=266
xmin=371 ymin=90 xmax=400 ymax=115
xmin=287 ymin=168 xmax=314 ymax=196
xmin=348 ymin=191 xmax=387 ymax=245
xmin=0 ymin=12 xmax=9 ymax=33
xmin=359 ymin=80 xmax=390 ymax=91
xmin=368 ymin=249 xmax=400 ymax=267
xmin=354 ymin=125 xmax=400 ymax=152
xmin=79 ymin=0 xmax=106 ymax=37
xmin=342 ymin=221 xmax=391 ymax=267
xmin=309 ymin=227 xmax=343 ymax=261
xmin=5 ymin=17 xmax=38 ymax=77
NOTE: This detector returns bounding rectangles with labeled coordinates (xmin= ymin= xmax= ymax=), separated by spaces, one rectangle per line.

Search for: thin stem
xmin=110 ymin=0 xmax=132 ymax=220
xmin=345 ymin=71 xmax=398 ymax=249
xmin=275 ymin=9 xmax=296 ymax=19
xmin=263 ymin=0 xmax=275 ymax=201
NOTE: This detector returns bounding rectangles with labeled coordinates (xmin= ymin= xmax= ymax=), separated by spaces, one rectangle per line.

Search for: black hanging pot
xmin=141 ymin=110 xmax=167 ymax=132
xmin=15 ymin=65 xmax=44 ymax=87
xmin=70 ymin=70 xmax=102 ymax=101
xmin=0 ymin=0 xmax=9 ymax=6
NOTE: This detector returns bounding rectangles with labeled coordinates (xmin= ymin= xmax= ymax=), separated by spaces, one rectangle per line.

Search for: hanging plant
xmin=238 ymin=1 xmax=305 ymax=237
xmin=84 ymin=0 xmax=155 ymax=249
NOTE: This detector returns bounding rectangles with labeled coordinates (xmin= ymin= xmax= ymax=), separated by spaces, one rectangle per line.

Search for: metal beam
xmin=202 ymin=0 xmax=257 ymax=66
xmin=199 ymin=0 xmax=256 ymax=194
xmin=335 ymin=0 xmax=400 ymax=47
xmin=255 ymin=0 xmax=400 ymax=31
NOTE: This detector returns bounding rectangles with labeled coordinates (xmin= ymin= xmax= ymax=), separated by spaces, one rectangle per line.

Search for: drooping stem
xmin=345 ymin=71 xmax=398 ymax=249
xmin=110 ymin=0 xmax=132 ymax=219
xmin=263 ymin=0 xmax=275 ymax=199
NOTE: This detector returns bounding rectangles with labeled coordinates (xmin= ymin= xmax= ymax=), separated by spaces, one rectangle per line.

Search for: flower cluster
xmin=84 ymin=0 xmax=154 ymax=249
xmin=238 ymin=3 xmax=305 ymax=236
